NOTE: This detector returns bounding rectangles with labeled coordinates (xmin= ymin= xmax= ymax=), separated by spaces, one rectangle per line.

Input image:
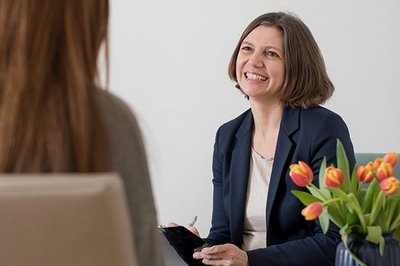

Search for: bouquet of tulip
xmin=289 ymin=139 xmax=399 ymax=266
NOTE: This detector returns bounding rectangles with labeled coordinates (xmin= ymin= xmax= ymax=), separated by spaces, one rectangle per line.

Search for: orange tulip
xmin=301 ymin=202 xmax=323 ymax=221
xmin=376 ymin=162 xmax=393 ymax=181
xmin=325 ymin=166 xmax=344 ymax=188
xmin=373 ymin=158 xmax=383 ymax=171
xmin=289 ymin=161 xmax=314 ymax=187
xmin=383 ymin=152 xmax=398 ymax=167
xmin=356 ymin=165 xmax=374 ymax=183
xmin=380 ymin=177 xmax=399 ymax=195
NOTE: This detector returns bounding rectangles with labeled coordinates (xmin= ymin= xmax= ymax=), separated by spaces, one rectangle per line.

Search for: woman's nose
xmin=248 ymin=53 xmax=264 ymax=67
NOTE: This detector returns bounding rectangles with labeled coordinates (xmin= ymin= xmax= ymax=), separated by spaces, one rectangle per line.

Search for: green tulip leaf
xmin=362 ymin=179 xmax=380 ymax=213
xmin=395 ymin=228 xmax=400 ymax=241
xmin=329 ymin=188 xmax=349 ymax=200
xmin=385 ymin=197 xmax=398 ymax=226
xmin=345 ymin=202 xmax=355 ymax=214
xmin=357 ymin=189 xmax=367 ymax=206
xmin=336 ymin=139 xmax=351 ymax=192
xmin=370 ymin=191 xmax=385 ymax=225
xmin=328 ymin=188 xmax=354 ymax=214
xmin=364 ymin=213 xmax=370 ymax=225
xmin=340 ymin=224 xmax=350 ymax=236
xmin=327 ymin=205 xmax=345 ymax=228
xmin=306 ymin=186 xmax=325 ymax=201
xmin=348 ymin=193 xmax=367 ymax=231
xmin=319 ymin=208 xmax=329 ymax=234
xmin=366 ymin=226 xmax=382 ymax=244
xmin=350 ymin=165 xmax=358 ymax=195
xmin=350 ymin=224 xmax=364 ymax=234
xmin=389 ymin=209 xmax=400 ymax=231
xmin=290 ymin=190 xmax=321 ymax=206
xmin=346 ymin=211 xmax=359 ymax=225
xmin=318 ymin=157 xmax=331 ymax=199
xmin=379 ymin=236 xmax=385 ymax=256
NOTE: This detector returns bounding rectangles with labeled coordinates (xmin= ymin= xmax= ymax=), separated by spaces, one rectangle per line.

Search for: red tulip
xmin=377 ymin=162 xmax=393 ymax=182
xmin=325 ymin=166 xmax=344 ymax=188
xmin=301 ymin=202 xmax=323 ymax=221
xmin=380 ymin=177 xmax=399 ymax=195
xmin=289 ymin=161 xmax=314 ymax=187
xmin=356 ymin=165 xmax=374 ymax=183
xmin=383 ymin=152 xmax=398 ymax=167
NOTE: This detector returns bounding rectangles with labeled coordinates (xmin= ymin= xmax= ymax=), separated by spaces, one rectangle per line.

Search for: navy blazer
xmin=206 ymin=106 xmax=355 ymax=266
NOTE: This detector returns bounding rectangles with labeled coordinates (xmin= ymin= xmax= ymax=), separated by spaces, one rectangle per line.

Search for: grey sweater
xmin=96 ymin=90 xmax=164 ymax=266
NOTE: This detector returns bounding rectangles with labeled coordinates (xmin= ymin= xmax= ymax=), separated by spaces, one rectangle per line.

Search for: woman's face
xmin=236 ymin=25 xmax=285 ymax=101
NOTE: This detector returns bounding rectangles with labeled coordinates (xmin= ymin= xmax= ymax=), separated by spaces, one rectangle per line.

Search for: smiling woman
xmin=228 ymin=12 xmax=334 ymax=108
xmin=184 ymin=12 xmax=356 ymax=266
xmin=235 ymin=26 xmax=285 ymax=101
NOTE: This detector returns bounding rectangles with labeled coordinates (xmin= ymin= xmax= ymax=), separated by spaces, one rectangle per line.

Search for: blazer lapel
xmin=265 ymin=108 xmax=300 ymax=229
xmin=229 ymin=111 xmax=253 ymax=245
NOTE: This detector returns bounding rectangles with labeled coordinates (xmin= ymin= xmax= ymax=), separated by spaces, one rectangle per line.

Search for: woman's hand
xmin=187 ymin=225 xmax=200 ymax=237
xmin=167 ymin=222 xmax=201 ymax=237
xmin=193 ymin=243 xmax=249 ymax=266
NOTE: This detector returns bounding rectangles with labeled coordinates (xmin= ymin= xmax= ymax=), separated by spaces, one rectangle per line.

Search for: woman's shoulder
xmin=296 ymin=106 xmax=347 ymax=126
xmin=213 ymin=109 xmax=253 ymax=149
xmin=94 ymin=89 xmax=143 ymax=133
xmin=294 ymin=106 xmax=351 ymax=137
xmin=218 ymin=109 xmax=252 ymax=132
xmin=94 ymin=89 xmax=143 ymax=151
xmin=300 ymin=105 xmax=343 ymax=119
xmin=94 ymin=89 xmax=137 ymax=122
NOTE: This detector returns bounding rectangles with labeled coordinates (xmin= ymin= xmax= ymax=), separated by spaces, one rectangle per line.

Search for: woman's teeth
xmin=245 ymin=73 xmax=267 ymax=81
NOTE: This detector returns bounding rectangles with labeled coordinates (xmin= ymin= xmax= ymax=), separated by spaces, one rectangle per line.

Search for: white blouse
xmin=242 ymin=148 xmax=273 ymax=251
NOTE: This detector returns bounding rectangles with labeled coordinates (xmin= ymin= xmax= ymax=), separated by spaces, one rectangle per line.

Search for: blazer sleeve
xmin=247 ymin=110 xmax=355 ymax=266
xmin=206 ymin=126 xmax=233 ymax=245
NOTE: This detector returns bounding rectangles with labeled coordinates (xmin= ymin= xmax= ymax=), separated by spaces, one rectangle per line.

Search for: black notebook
xmin=159 ymin=226 xmax=210 ymax=266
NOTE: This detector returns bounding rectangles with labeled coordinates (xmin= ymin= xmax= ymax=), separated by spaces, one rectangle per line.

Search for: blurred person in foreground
xmin=0 ymin=1 xmax=164 ymax=265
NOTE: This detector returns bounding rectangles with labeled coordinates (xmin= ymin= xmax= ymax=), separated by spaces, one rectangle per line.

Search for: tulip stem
xmin=348 ymin=193 xmax=368 ymax=231
xmin=309 ymin=183 xmax=330 ymax=201
xmin=323 ymin=198 xmax=343 ymax=206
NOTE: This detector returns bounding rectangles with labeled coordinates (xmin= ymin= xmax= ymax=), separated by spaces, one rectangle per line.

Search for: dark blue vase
xmin=335 ymin=233 xmax=400 ymax=266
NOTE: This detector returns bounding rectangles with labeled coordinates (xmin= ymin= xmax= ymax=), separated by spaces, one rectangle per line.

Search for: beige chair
xmin=0 ymin=173 xmax=137 ymax=266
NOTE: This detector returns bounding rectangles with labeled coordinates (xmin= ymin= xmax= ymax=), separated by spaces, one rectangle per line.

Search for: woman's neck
xmin=249 ymin=99 xmax=284 ymax=160
xmin=250 ymin=99 xmax=284 ymax=136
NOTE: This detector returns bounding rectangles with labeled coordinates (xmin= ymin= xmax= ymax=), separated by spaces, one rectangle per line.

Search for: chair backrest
xmin=0 ymin=173 xmax=137 ymax=266
xmin=355 ymin=153 xmax=400 ymax=177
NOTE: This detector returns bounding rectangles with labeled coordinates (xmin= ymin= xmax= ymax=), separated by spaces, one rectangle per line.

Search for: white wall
xmin=109 ymin=0 xmax=400 ymax=235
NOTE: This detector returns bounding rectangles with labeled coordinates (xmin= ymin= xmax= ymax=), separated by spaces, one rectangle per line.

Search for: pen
xmin=188 ymin=215 xmax=198 ymax=227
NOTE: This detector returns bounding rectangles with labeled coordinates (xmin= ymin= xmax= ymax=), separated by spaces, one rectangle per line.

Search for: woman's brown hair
xmin=0 ymin=0 xmax=110 ymax=172
xmin=228 ymin=12 xmax=334 ymax=108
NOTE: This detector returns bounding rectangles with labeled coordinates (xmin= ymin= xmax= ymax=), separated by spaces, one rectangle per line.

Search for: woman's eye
xmin=265 ymin=51 xmax=279 ymax=58
xmin=241 ymin=46 xmax=252 ymax=52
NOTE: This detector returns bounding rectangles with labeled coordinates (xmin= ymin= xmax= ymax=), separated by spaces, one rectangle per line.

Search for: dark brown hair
xmin=228 ymin=12 xmax=334 ymax=108
xmin=0 ymin=0 xmax=111 ymax=172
